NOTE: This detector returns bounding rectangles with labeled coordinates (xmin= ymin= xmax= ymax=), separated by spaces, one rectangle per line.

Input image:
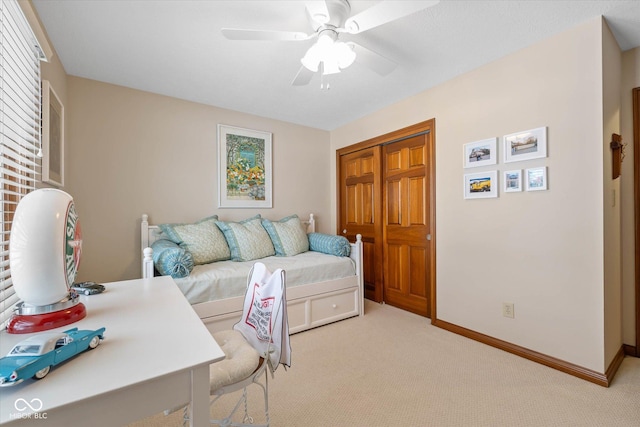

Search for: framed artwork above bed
xmin=217 ymin=124 xmax=272 ymax=208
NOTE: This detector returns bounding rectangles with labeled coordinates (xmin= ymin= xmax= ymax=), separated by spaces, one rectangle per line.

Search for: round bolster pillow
xmin=150 ymin=239 xmax=194 ymax=278
xmin=307 ymin=233 xmax=351 ymax=257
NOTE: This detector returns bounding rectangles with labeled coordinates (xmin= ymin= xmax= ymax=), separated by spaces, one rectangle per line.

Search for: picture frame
xmin=525 ymin=167 xmax=548 ymax=191
xmin=463 ymin=137 xmax=497 ymax=168
xmin=463 ymin=170 xmax=498 ymax=199
xmin=503 ymin=170 xmax=522 ymax=193
xmin=218 ymin=124 xmax=272 ymax=208
xmin=42 ymin=80 xmax=64 ymax=187
xmin=503 ymin=126 xmax=547 ymax=163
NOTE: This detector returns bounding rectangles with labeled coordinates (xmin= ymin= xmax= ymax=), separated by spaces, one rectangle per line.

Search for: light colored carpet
xmin=130 ymin=300 xmax=640 ymax=426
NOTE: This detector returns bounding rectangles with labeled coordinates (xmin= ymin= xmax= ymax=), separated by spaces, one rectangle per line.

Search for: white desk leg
xmin=189 ymin=365 xmax=210 ymax=426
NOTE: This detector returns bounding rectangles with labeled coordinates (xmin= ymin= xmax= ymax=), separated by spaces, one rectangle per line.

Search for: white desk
xmin=0 ymin=276 xmax=224 ymax=426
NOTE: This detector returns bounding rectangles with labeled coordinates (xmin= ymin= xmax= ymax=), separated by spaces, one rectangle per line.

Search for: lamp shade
xmin=9 ymin=189 xmax=82 ymax=306
xmin=335 ymin=41 xmax=356 ymax=68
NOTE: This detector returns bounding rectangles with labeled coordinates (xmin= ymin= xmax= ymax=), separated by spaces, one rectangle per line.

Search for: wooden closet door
xmin=382 ymin=134 xmax=432 ymax=317
xmin=338 ymin=147 xmax=383 ymax=302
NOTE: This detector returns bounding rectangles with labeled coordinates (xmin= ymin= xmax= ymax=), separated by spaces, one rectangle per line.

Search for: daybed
xmin=141 ymin=213 xmax=363 ymax=334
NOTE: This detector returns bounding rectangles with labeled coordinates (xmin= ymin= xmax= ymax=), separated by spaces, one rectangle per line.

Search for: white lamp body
xmin=9 ymin=189 xmax=82 ymax=306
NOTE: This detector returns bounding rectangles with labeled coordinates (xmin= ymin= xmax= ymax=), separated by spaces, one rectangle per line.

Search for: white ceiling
xmin=33 ymin=0 xmax=640 ymax=131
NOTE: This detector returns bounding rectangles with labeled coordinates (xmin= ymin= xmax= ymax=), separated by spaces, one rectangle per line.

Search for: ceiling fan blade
xmin=350 ymin=42 xmax=397 ymax=76
xmin=344 ymin=0 xmax=439 ymax=34
xmin=221 ymin=28 xmax=311 ymax=41
xmin=291 ymin=65 xmax=315 ymax=86
xmin=305 ymin=1 xmax=331 ymax=30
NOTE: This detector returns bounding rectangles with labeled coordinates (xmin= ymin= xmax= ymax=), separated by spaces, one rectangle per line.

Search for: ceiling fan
xmin=221 ymin=0 xmax=440 ymax=86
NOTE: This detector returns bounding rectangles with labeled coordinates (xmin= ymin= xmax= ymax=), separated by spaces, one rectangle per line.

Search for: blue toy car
xmin=0 ymin=327 xmax=106 ymax=386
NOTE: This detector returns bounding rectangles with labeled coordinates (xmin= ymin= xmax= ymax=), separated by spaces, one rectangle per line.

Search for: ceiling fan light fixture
xmin=301 ymin=33 xmax=333 ymax=72
xmin=322 ymin=57 xmax=341 ymax=75
xmin=335 ymin=41 xmax=356 ymax=69
xmin=316 ymin=32 xmax=335 ymax=51
xmin=301 ymin=43 xmax=321 ymax=72
xmin=301 ymin=32 xmax=356 ymax=75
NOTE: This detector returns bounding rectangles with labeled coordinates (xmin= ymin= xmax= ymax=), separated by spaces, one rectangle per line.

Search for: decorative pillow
xmin=262 ymin=215 xmax=309 ymax=257
xmin=159 ymin=216 xmax=230 ymax=265
xmin=150 ymin=239 xmax=194 ymax=278
xmin=215 ymin=215 xmax=275 ymax=262
xmin=308 ymin=233 xmax=351 ymax=257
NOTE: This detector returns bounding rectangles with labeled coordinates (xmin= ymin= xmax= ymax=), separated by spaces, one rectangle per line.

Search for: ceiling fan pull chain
xmin=320 ymin=72 xmax=330 ymax=91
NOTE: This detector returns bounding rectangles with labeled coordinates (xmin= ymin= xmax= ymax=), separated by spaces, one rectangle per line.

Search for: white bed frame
xmin=141 ymin=214 xmax=363 ymax=334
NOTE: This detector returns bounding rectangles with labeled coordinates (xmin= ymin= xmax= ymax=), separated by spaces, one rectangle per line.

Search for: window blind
xmin=0 ymin=0 xmax=44 ymax=329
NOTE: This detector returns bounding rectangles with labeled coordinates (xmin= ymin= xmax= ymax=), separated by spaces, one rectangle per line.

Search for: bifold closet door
xmin=382 ymin=134 xmax=432 ymax=317
xmin=338 ymin=147 xmax=383 ymax=302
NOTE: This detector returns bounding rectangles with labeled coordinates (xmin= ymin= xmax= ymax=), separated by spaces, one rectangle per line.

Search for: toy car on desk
xmin=0 ymin=327 xmax=106 ymax=386
xmin=71 ymin=281 xmax=105 ymax=295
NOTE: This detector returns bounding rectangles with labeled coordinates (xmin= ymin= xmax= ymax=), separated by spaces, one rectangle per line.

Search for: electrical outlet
xmin=502 ymin=302 xmax=515 ymax=318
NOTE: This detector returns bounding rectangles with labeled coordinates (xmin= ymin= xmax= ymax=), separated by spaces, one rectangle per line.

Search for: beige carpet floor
xmin=130 ymin=300 xmax=640 ymax=426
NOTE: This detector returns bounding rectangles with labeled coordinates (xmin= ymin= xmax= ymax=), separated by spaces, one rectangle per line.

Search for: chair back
xmin=234 ymin=262 xmax=291 ymax=373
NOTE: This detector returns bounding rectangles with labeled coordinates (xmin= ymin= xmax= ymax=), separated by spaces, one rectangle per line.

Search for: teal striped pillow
xmin=262 ymin=215 xmax=309 ymax=256
xmin=308 ymin=233 xmax=351 ymax=257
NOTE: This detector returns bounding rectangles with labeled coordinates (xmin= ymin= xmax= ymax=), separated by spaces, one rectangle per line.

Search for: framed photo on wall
xmin=463 ymin=137 xmax=497 ymax=168
xmin=463 ymin=170 xmax=498 ymax=199
xmin=42 ymin=80 xmax=64 ymax=187
xmin=503 ymin=170 xmax=522 ymax=192
xmin=503 ymin=126 xmax=547 ymax=163
xmin=218 ymin=124 xmax=272 ymax=208
xmin=525 ymin=167 xmax=548 ymax=191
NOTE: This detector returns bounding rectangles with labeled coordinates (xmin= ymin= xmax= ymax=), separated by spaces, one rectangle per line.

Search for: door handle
xmin=426 ymin=234 xmax=431 ymax=241
xmin=342 ymin=229 xmax=347 ymax=234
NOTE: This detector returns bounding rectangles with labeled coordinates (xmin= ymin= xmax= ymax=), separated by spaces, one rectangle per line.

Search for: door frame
xmin=336 ymin=119 xmax=437 ymax=319
xmin=633 ymin=87 xmax=639 ymax=356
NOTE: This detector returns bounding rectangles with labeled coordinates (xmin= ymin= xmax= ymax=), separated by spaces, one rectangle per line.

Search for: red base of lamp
xmin=7 ymin=303 xmax=87 ymax=334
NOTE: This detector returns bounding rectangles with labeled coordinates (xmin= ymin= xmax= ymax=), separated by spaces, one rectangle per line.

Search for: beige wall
xmin=621 ymin=46 xmax=640 ymax=346
xmin=330 ymin=18 xmax=616 ymax=372
xmin=65 ymin=77 xmax=330 ymax=283
xmin=602 ymin=20 xmax=623 ymax=367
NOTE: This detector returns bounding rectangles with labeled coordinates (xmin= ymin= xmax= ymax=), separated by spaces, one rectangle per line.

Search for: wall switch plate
xmin=503 ymin=302 xmax=515 ymax=318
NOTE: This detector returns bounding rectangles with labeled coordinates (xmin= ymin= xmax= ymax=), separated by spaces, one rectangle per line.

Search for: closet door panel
xmin=383 ymin=134 xmax=431 ymax=317
xmin=338 ymin=147 xmax=383 ymax=302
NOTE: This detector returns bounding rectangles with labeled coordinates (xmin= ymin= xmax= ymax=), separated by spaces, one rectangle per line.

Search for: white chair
xmin=197 ymin=262 xmax=291 ymax=427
